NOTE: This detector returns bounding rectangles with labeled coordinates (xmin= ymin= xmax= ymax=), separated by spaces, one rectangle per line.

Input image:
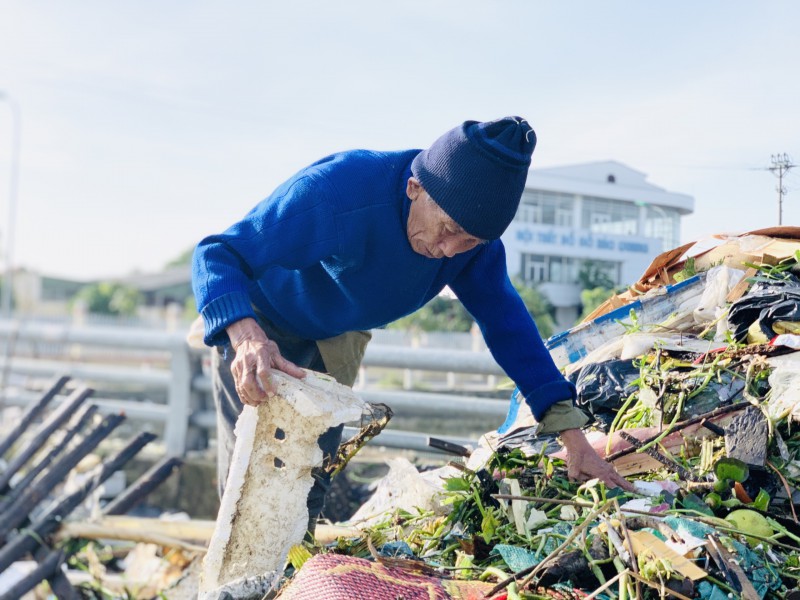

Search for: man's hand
xmin=226 ymin=318 xmax=307 ymax=406
xmin=559 ymin=428 xmax=635 ymax=492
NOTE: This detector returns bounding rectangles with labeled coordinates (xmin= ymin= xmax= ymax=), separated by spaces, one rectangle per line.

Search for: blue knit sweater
xmin=191 ymin=149 xmax=575 ymax=419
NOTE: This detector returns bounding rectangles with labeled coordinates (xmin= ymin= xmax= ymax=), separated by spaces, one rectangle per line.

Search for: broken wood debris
xmin=0 ymin=376 xmax=184 ymax=598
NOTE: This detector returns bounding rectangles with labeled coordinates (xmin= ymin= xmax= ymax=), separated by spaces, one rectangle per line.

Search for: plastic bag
xmin=569 ymin=359 xmax=641 ymax=431
xmin=692 ymin=265 xmax=745 ymax=324
xmin=766 ymin=352 xmax=800 ymax=422
xmin=728 ymin=276 xmax=800 ymax=343
xmin=347 ymin=458 xmax=458 ymax=527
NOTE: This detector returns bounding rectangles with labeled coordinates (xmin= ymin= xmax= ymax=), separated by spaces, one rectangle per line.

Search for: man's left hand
xmin=559 ymin=428 xmax=635 ymax=492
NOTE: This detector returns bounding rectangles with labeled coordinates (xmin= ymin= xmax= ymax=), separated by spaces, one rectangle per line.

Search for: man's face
xmin=405 ymin=178 xmax=484 ymax=259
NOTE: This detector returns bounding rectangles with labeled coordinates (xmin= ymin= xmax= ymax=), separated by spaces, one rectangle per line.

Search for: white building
xmin=502 ymin=161 xmax=694 ymax=329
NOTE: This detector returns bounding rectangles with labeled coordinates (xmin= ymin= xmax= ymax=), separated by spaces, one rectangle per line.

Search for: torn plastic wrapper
xmin=563 ymin=331 xmax=720 ymax=379
xmin=489 ymin=390 xmax=560 ymax=461
xmin=771 ymin=333 xmax=800 ymax=349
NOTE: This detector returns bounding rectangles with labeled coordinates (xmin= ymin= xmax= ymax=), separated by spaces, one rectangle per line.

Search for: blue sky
xmin=1 ymin=1 xmax=799 ymax=280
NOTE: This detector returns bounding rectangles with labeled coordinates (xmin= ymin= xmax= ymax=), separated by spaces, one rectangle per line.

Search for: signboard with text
xmin=505 ymin=224 xmax=658 ymax=258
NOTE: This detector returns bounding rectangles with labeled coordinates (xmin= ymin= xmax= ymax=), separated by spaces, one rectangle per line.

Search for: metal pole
xmin=770 ymin=153 xmax=796 ymax=226
xmin=0 ymin=92 xmax=21 ymax=318
xmin=165 ymin=339 xmax=192 ymax=455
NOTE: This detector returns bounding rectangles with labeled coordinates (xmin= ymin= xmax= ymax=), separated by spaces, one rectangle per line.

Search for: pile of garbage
xmin=278 ymin=227 xmax=800 ymax=599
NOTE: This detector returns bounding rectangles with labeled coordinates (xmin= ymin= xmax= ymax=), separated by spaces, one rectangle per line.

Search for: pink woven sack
xmin=276 ymin=553 xmax=504 ymax=600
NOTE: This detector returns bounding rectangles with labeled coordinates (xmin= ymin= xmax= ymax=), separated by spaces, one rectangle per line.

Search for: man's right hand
xmin=226 ymin=318 xmax=307 ymax=406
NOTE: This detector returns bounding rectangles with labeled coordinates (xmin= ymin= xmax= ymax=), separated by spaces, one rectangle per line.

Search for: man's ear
xmin=406 ymin=177 xmax=423 ymax=201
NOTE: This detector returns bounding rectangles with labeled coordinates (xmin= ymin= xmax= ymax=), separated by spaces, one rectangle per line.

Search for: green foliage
xmin=164 ymin=247 xmax=195 ymax=269
xmin=745 ymin=249 xmax=800 ymax=282
xmin=184 ymin=295 xmax=198 ymax=319
xmin=672 ymin=257 xmax=697 ymax=283
xmin=577 ymin=260 xmax=616 ymax=290
xmin=72 ymin=282 xmax=142 ymax=316
xmin=387 ymin=281 xmax=555 ymax=338
xmin=578 ymin=286 xmax=618 ymax=323
xmin=511 ymin=279 xmax=555 ymax=339
xmin=388 ymin=295 xmax=474 ymax=332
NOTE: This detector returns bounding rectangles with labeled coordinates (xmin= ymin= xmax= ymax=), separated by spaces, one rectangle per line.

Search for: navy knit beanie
xmin=411 ymin=116 xmax=536 ymax=240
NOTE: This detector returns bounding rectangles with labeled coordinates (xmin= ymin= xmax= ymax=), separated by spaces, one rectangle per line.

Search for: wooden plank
xmin=726 ymin=267 xmax=758 ymax=303
xmin=57 ymin=516 xmax=360 ymax=547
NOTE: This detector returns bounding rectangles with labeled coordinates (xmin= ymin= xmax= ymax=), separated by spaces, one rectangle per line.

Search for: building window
xmin=549 ymin=256 xmax=577 ymax=284
xmin=581 ymin=196 xmax=639 ymax=236
xmin=643 ymin=205 xmax=680 ymax=250
xmin=516 ymin=190 xmax=574 ymax=227
xmin=521 ymin=254 xmax=621 ymax=286
xmin=578 ymin=259 xmax=621 ymax=288
xmin=521 ymin=254 xmax=548 ymax=283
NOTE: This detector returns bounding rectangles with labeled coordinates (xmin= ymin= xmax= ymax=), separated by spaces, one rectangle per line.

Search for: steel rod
xmin=0 ymin=548 xmax=66 ymax=600
xmin=0 ymin=431 xmax=155 ymax=573
xmin=0 ymin=374 xmax=70 ymax=458
xmin=0 ymin=412 xmax=125 ymax=540
xmin=103 ymin=455 xmax=183 ymax=516
xmin=0 ymin=404 xmax=98 ymax=513
xmin=0 ymin=386 xmax=93 ymax=491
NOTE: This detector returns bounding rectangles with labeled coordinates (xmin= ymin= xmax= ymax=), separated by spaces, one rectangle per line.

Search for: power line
xmin=769 ymin=153 xmax=796 ymax=225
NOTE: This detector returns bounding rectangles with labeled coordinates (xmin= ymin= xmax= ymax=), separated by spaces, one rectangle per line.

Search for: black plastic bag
xmin=569 ymin=359 xmax=640 ymax=431
xmin=728 ymin=276 xmax=800 ymax=342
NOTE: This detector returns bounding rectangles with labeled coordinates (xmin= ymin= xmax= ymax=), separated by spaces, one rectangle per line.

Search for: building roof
xmin=526 ymin=160 xmax=694 ymax=214
xmin=113 ymin=265 xmax=191 ymax=292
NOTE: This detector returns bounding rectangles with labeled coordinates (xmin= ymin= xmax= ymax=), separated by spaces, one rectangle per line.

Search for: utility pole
xmin=769 ymin=153 xmax=796 ymax=226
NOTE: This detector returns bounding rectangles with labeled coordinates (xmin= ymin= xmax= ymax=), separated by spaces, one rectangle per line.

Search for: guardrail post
xmin=165 ymin=339 xmax=192 ymax=456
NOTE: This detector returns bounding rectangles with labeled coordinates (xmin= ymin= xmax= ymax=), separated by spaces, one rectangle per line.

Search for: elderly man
xmin=192 ymin=116 xmax=633 ymax=524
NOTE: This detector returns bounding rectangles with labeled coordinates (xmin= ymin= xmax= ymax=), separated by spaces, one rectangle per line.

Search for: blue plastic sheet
xmin=546 ymin=274 xmax=707 ymax=369
xmin=491 ymin=544 xmax=539 ymax=572
xmin=377 ymin=540 xmax=415 ymax=558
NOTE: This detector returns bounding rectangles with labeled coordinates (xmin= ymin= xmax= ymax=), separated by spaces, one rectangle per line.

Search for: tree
xmin=388 ymin=295 xmax=473 ymax=332
xmin=388 ymin=280 xmax=555 ymax=339
xmin=578 ymin=286 xmax=620 ymax=323
xmin=72 ymin=282 xmax=142 ymax=316
xmin=578 ymin=260 xmax=616 ymax=290
xmin=164 ymin=247 xmax=194 ymax=269
xmin=511 ymin=278 xmax=555 ymax=339
xmin=575 ymin=260 xmax=625 ymax=326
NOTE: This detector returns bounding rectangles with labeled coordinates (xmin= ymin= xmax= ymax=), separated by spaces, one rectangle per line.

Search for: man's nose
xmin=439 ymin=238 xmax=458 ymax=258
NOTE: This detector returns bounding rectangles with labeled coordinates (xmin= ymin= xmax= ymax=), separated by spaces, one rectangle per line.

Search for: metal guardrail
xmin=0 ymin=320 xmax=509 ymax=456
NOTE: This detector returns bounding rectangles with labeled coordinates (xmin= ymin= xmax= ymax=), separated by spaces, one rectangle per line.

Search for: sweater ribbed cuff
xmin=523 ymin=379 xmax=577 ymax=421
xmin=201 ymin=291 xmax=257 ymax=346
xmin=535 ymin=400 xmax=590 ymax=435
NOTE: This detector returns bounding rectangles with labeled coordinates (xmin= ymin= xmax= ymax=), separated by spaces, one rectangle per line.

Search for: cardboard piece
xmin=628 ymin=530 xmax=707 ymax=581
